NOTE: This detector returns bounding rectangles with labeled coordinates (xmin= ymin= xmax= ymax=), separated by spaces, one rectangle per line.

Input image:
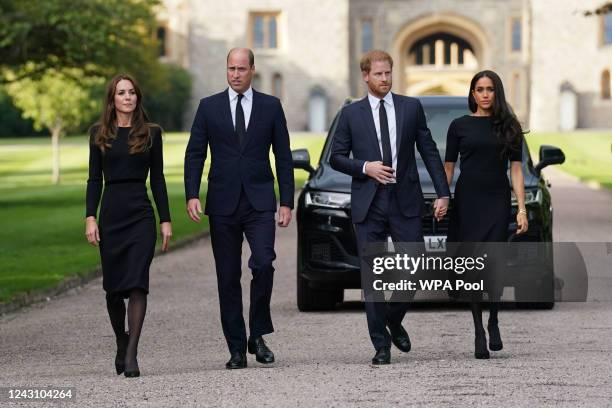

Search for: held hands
xmin=85 ymin=216 xmax=100 ymax=247
xmin=516 ymin=211 xmax=529 ymax=234
xmin=277 ymin=206 xmax=292 ymax=227
xmin=364 ymin=161 xmax=395 ymax=184
xmin=160 ymin=222 xmax=172 ymax=251
xmin=187 ymin=198 xmax=203 ymax=222
xmin=433 ymin=197 xmax=449 ymax=222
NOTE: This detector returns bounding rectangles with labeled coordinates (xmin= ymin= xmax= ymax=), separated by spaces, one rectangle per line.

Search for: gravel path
xmin=1 ymin=167 xmax=611 ymax=407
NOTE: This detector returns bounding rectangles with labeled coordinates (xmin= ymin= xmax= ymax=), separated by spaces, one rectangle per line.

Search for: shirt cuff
xmin=362 ymin=161 xmax=368 ymax=174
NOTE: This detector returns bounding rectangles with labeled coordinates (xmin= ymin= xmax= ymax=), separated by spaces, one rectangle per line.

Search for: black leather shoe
xmin=225 ymin=352 xmax=247 ymax=369
xmin=474 ymin=331 xmax=490 ymax=359
xmin=388 ymin=323 xmax=411 ymax=352
xmin=248 ymin=336 xmax=275 ymax=364
xmin=115 ymin=332 xmax=129 ymax=375
xmin=371 ymin=346 xmax=391 ymax=365
xmin=487 ymin=323 xmax=503 ymax=351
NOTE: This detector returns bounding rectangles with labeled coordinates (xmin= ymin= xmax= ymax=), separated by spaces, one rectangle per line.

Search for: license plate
xmin=424 ymin=235 xmax=446 ymax=252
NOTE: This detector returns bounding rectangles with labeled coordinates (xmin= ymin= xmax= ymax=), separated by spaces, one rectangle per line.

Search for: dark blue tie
xmin=379 ymin=99 xmax=392 ymax=168
xmin=235 ymin=94 xmax=246 ymax=146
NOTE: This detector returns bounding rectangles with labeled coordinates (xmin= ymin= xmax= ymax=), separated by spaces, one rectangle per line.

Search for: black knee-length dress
xmin=445 ymin=115 xmax=522 ymax=298
xmin=86 ymin=126 xmax=170 ymax=297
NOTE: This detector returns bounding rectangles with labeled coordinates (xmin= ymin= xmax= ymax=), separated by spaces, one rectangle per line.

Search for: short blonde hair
xmin=360 ymin=50 xmax=393 ymax=73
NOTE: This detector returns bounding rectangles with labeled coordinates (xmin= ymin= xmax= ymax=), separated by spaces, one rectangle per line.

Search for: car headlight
xmin=305 ymin=191 xmax=351 ymax=209
xmin=511 ymin=188 xmax=542 ymax=206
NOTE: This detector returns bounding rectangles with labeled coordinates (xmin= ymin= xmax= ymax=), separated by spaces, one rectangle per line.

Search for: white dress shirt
xmin=228 ymin=86 xmax=253 ymax=130
xmin=363 ymin=92 xmax=397 ymax=181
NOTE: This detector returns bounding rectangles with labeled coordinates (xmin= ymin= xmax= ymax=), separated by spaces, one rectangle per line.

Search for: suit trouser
xmin=353 ymin=184 xmax=423 ymax=350
xmin=209 ymin=189 xmax=276 ymax=353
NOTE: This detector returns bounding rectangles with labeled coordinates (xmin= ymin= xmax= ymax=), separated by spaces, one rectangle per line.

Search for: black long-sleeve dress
xmin=86 ymin=126 xmax=170 ymax=297
xmin=445 ymin=115 xmax=522 ymax=299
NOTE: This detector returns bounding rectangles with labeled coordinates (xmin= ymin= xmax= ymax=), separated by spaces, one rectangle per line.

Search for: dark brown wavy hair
xmin=468 ymin=70 xmax=527 ymax=157
xmin=91 ymin=74 xmax=157 ymax=154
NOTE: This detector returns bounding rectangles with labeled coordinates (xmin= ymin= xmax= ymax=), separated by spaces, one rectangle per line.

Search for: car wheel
xmin=297 ymin=272 xmax=343 ymax=311
xmin=515 ymin=278 xmax=555 ymax=310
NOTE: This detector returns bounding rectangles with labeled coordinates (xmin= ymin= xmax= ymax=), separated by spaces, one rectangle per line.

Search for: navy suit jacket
xmin=184 ymin=89 xmax=294 ymax=215
xmin=330 ymin=93 xmax=450 ymax=224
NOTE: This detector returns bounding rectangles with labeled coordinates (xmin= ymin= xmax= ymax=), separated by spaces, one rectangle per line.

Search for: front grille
xmin=308 ymin=235 xmax=345 ymax=263
xmin=422 ymin=215 xmax=449 ymax=235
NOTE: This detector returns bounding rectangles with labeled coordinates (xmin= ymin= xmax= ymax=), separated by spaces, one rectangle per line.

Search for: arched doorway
xmin=392 ymin=14 xmax=490 ymax=96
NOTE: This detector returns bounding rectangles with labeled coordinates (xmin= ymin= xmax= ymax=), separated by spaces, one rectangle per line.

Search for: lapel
xmin=242 ymin=89 xmax=262 ymax=151
xmin=359 ymin=97 xmax=382 ymax=161
xmin=392 ymin=93 xmax=404 ymax=153
xmin=221 ymin=89 xmax=240 ymax=146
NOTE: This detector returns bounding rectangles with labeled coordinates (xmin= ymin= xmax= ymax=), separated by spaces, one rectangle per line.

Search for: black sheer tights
xmin=106 ymin=289 xmax=147 ymax=371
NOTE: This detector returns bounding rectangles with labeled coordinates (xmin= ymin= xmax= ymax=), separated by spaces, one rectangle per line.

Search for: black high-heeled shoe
xmin=124 ymin=357 xmax=140 ymax=378
xmin=487 ymin=323 xmax=503 ymax=351
xmin=115 ymin=332 xmax=129 ymax=375
xmin=474 ymin=331 xmax=490 ymax=359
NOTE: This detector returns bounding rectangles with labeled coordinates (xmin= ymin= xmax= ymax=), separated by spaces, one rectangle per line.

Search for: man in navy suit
xmin=330 ymin=50 xmax=450 ymax=365
xmin=184 ymin=48 xmax=294 ymax=369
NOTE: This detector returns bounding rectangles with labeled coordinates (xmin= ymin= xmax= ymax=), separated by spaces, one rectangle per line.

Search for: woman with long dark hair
xmin=443 ymin=70 xmax=528 ymax=359
xmin=85 ymin=74 xmax=172 ymax=376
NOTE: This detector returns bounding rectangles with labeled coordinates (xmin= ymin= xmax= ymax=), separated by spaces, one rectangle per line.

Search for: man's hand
xmin=277 ymin=206 xmax=292 ymax=227
xmin=187 ymin=198 xmax=203 ymax=222
xmin=364 ymin=161 xmax=395 ymax=184
xmin=433 ymin=197 xmax=449 ymax=221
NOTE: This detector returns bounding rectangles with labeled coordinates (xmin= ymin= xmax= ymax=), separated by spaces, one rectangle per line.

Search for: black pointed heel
xmin=115 ymin=332 xmax=129 ymax=375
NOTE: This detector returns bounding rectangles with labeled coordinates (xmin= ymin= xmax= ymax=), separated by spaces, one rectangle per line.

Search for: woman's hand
xmin=160 ymin=222 xmax=172 ymax=251
xmin=516 ymin=211 xmax=529 ymax=234
xmin=85 ymin=216 xmax=100 ymax=246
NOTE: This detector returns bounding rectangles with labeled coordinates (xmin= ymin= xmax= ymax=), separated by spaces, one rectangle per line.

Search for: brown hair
xmin=91 ymin=74 xmax=157 ymax=154
xmin=360 ymin=50 xmax=393 ymax=73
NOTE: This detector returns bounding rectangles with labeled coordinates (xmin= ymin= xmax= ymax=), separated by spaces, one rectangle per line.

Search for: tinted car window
xmin=421 ymin=105 xmax=468 ymax=147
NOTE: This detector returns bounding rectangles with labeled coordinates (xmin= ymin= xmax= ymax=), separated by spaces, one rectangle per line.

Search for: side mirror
xmin=535 ymin=145 xmax=565 ymax=175
xmin=292 ymin=148 xmax=315 ymax=176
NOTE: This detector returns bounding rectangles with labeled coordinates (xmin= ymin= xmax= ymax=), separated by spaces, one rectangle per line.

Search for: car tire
xmin=515 ymin=278 xmax=555 ymax=310
xmin=297 ymin=272 xmax=342 ymax=311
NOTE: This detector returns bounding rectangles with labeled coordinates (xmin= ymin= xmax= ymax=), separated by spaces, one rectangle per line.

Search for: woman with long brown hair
xmin=444 ymin=70 xmax=528 ymax=359
xmin=85 ymin=74 xmax=172 ymax=377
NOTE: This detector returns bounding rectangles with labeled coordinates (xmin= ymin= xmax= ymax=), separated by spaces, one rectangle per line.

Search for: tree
xmin=144 ymin=63 xmax=192 ymax=131
xmin=0 ymin=0 xmax=160 ymax=84
xmin=584 ymin=3 xmax=612 ymax=16
xmin=6 ymin=68 xmax=104 ymax=184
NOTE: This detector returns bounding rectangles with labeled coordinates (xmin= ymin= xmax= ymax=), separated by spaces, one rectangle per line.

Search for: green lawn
xmin=2 ymin=129 xmax=607 ymax=304
xmin=0 ymin=132 xmax=325 ymax=304
xmin=526 ymin=132 xmax=612 ymax=190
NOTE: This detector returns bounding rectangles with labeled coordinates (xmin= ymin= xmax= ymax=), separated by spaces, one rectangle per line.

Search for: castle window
xmin=602 ymin=70 xmax=611 ymax=99
xmin=156 ymin=25 xmax=167 ymax=57
xmin=272 ymin=73 xmax=283 ymax=100
xmin=250 ymin=12 xmax=280 ymax=49
xmin=511 ymin=18 xmax=522 ymax=52
xmin=604 ymin=14 xmax=612 ymax=44
xmin=253 ymin=73 xmax=262 ymax=90
xmin=361 ymin=19 xmax=373 ymax=53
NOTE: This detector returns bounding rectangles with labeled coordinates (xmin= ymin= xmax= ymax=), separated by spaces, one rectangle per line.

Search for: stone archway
xmin=392 ymin=13 xmax=490 ymax=96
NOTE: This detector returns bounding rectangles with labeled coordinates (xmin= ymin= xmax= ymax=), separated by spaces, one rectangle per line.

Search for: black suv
xmin=292 ymin=96 xmax=565 ymax=311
